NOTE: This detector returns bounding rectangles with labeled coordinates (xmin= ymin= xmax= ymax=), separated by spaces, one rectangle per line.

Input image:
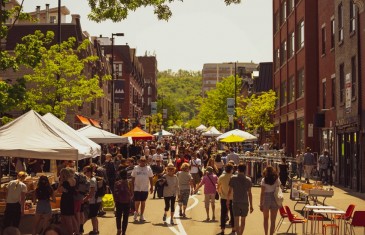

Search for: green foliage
xmin=0 ymin=78 xmax=26 ymax=115
xmin=87 ymin=0 xmax=241 ymax=22
xmin=239 ymin=90 xmax=276 ymax=133
xmin=198 ymin=76 xmax=241 ymax=129
xmin=157 ymin=70 xmax=202 ymax=125
xmin=17 ymin=33 xmax=110 ymax=120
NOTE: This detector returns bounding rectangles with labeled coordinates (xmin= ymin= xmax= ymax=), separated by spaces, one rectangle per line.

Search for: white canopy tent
xmin=153 ymin=129 xmax=173 ymax=136
xmin=43 ymin=113 xmax=101 ymax=158
xmin=196 ymin=124 xmax=207 ymax=131
xmin=202 ymin=126 xmax=222 ymax=137
xmin=77 ymin=125 xmax=132 ymax=144
xmin=216 ymin=129 xmax=258 ymax=141
xmin=0 ymin=110 xmax=91 ymax=160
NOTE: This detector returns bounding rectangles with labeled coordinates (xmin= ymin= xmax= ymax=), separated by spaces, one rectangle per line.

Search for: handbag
xmin=207 ymin=175 xmax=219 ymax=200
xmin=274 ymin=184 xmax=284 ymax=207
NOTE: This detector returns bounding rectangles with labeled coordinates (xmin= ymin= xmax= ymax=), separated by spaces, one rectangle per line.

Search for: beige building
xmin=202 ymin=62 xmax=259 ymax=95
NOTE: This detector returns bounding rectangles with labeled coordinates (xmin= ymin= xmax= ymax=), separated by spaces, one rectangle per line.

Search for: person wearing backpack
xmin=113 ymin=170 xmax=133 ymax=235
xmin=74 ymin=171 xmax=90 ymax=234
xmin=84 ymin=166 xmax=101 ymax=235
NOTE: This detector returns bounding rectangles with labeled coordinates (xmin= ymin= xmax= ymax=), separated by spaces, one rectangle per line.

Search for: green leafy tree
xmin=157 ymin=70 xmax=201 ymax=125
xmin=198 ymin=75 xmax=241 ymax=129
xmin=17 ymin=32 xmax=110 ymax=120
xmin=0 ymin=78 xmax=26 ymax=116
xmin=238 ymin=90 xmax=277 ymax=141
xmin=87 ymin=0 xmax=241 ymax=22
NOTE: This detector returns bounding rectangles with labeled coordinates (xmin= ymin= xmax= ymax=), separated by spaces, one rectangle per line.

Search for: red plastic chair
xmin=275 ymin=206 xmax=288 ymax=232
xmin=285 ymin=206 xmax=306 ymax=233
xmin=334 ymin=204 xmax=355 ymax=221
xmin=347 ymin=211 xmax=365 ymax=235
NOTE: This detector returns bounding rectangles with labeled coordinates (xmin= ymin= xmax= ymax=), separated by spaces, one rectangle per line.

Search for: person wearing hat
xmin=131 ymin=156 xmax=154 ymax=222
xmin=303 ymin=147 xmax=316 ymax=183
xmin=194 ymin=166 xmax=218 ymax=221
xmin=3 ymin=171 xmax=28 ymax=229
xmin=162 ymin=163 xmax=179 ymax=225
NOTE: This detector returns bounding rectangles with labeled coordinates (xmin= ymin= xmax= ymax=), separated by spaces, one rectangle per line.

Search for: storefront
xmin=336 ymin=116 xmax=360 ymax=191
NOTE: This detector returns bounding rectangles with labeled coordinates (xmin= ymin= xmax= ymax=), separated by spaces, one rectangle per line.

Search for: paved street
xmin=84 ymin=184 xmax=365 ymax=235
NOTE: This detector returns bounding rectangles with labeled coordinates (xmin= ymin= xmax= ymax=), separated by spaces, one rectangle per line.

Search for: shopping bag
xmin=102 ymin=193 xmax=115 ymax=211
xmin=274 ymin=186 xmax=284 ymax=207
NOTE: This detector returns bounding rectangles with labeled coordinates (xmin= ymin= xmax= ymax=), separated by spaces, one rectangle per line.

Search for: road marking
xmin=167 ymin=195 xmax=199 ymax=235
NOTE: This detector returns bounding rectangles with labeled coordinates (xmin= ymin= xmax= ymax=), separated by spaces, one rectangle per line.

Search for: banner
xmin=345 ymin=73 xmax=352 ymax=112
xmin=227 ymin=98 xmax=235 ymax=115
xmin=114 ymin=80 xmax=125 ymax=102
xmin=151 ymin=102 xmax=157 ymax=114
xmin=163 ymin=109 xmax=167 ymax=119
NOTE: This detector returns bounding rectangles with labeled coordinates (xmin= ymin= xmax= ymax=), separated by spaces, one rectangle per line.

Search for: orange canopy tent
xmin=121 ymin=127 xmax=154 ymax=140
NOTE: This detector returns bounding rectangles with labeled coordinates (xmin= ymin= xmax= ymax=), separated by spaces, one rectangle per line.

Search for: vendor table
xmin=293 ymin=189 xmax=334 ymax=212
xmin=303 ymin=205 xmax=337 ymax=234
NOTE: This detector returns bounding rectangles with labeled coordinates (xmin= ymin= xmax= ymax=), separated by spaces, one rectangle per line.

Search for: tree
xmin=0 ymin=78 xmax=26 ymax=116
xmin=87 ymin=0 xmax=241 ymax=22
xmin=17 ymin=31 xmax=110 ymax=120
xmin=238 ymin=90 xmax=277 ymax=141
xmin=198 ymin=75 xmax=241 ymax=129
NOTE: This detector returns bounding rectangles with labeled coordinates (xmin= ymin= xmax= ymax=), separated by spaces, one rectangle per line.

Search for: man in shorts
xmin=131 ymin=156 xmax=154 ymax=222
xmin=189 ymin=152 xmax=202 ymax=191
xmin=227 ymin=163 xmax=253 ymax=235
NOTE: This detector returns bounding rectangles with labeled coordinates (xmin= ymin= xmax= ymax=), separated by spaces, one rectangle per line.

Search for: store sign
xmin=345 ymin=73 xmax=352 ymax=112
xmin=114 ymin=80 xmax=125 ymax=101
xmin=308 ymin=123 xmax=313 ymax=137
xmin=227 ymin=98 xmax=235 ymax=115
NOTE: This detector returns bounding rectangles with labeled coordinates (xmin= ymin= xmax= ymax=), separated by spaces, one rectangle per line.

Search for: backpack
xmin=95 ymin=176 xmax=107 ymax=198
xmin=75 ymin=172 xmax=90 ymax=195
xmin=113 ymin=179 xmax=131 ymax=203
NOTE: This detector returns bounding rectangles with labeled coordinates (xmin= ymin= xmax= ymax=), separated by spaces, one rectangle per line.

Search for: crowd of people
xmin=1 ymin=129 xmax=334 ymax=235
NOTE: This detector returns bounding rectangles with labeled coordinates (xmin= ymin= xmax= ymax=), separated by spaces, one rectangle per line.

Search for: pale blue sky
xmin=22 ymin=0 xmax=273 ymax=72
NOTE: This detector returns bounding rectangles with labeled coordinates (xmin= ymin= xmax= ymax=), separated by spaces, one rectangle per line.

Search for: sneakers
xmin=88 ymin=231 xmax=99 ymax=235
xmin=170 ymin=218 xmax=174 ymax=225
xmin=140 ymin=215 xmax=145 ymax=222
xmin=133 ymin=211 xmax=138 ymax=221
xmin=179 ymin=210 xmax=183 ymax=217
xmin=163 ymin=214 xmax=166 ymax=222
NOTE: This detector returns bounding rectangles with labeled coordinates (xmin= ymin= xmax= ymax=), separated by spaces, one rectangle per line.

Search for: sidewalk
xmin=275 ymin=183 xmax=365 ymax=235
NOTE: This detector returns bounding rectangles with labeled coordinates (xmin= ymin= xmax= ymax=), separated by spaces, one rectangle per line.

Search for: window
xmin=288 ymin=32 xmax=295 ymax=58
xmin=322 ymin=80 xmax=326 ymax=109
xmin=274 ymin=48 xmax=280 ymax=70
xmin=297 ymin=20 xmax=304 ymax=49
xmin=280 ymin=80 xmax=287 ymax=106
xmin=281 ymin=0 xmax=287 ymax=25
xmin=330 ymin=18 xmax=335 ymax=49
xmin=275 ymin=88 xmax=280 ymax=108
xmin=351 ymin=56 xmax=356 ymax=98
xmin=321 ymin=26 xmax=326 ymax=55
xmin=288 ymin=76 xmax=295 ymax=102
xmin=280 ymin=40 xmax=287 ymax=65
xmin=332 ymin=78 xmax=335 ymax=107
xmin=274 ymin=11 xmax=280 ymax=33
xmin=297 ymin=69 xmax=304 ymax=98
xmin=288 ymin=0 xmax=295 ymax=13
xmin=338 ymin=3 xmax=344 ymax=42
xmin=50 ymin=16 xmax=57 ymax=24
xmin=350 ymin=2 xmax=356 ymax=33
xmin=339 ymin=63 xmax=344 ymax=102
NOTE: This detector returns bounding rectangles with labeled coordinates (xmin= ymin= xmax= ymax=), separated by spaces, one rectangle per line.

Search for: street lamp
xmin=229 ymin=62 xmax=238 ymax=129
xmin=111 ymin=33 xmax=124 ymax=133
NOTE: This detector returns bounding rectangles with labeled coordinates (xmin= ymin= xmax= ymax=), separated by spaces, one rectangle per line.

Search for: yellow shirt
xmin=218 ymin=173 xmax=233 ymax=200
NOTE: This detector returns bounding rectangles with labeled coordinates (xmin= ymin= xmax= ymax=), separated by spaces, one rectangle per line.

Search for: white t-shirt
xmin=152 ymin=153 xmax=163 ymax=162
xmin=190 ymin=158 xmax=201 ymax=174
xmin=6 ymin=180 xmax=27 ymax=203
xmin=131 ymin=165 xmax=153 ymax=192
xmin=89 ymin=177 xmax=102 ymax=204
xmin=260 ymin=178 xmax=281 ymax=193
xmin=227 ymin=152 xmax=240 ymax=165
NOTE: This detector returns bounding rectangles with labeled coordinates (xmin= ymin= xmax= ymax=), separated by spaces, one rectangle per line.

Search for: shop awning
xmin=89 ymin=118 xmax=102 ymax=128
xmin=76 ymin=115 xmax=91 ymax=125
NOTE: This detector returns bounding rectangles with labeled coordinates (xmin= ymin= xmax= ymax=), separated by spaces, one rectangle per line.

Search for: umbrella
xmin=220 ymin=134 xmax=246 ymax=143
xmin=167 ymin=124 xmax=182 ymax=130
xmin=217 ymin=129 xmax=257 ymax=141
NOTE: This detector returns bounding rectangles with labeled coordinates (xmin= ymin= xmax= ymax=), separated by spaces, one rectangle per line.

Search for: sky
xmin=22 ymin=0 xmax=273 ymax=72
